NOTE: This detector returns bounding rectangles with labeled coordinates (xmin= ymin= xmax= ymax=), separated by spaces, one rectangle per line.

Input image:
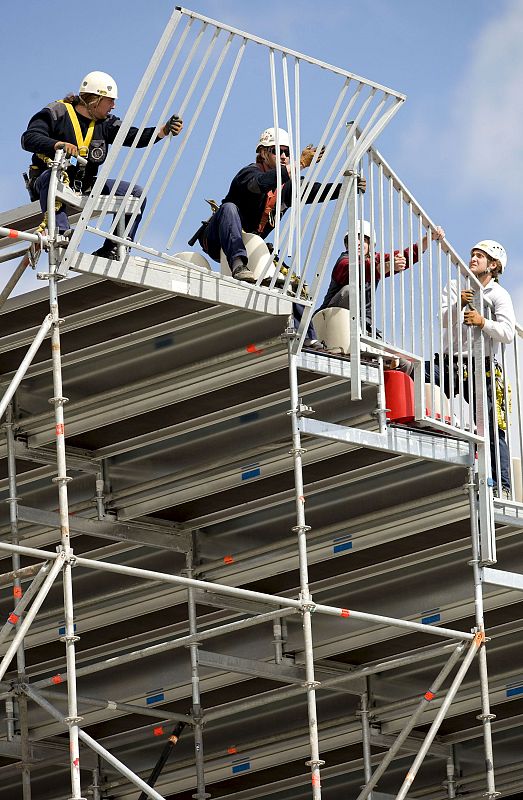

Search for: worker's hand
xmin=54 ymin=141 xmax=78 ymax=157
xmin=163 ymin=114 xmax=183 ymax=137
xmin=460 ymin=288 xmax=475 ymax=308
xmin=464 ymin=308 xmax=484 ymax=328
xmin=300 ymin=144 xmax=324 ymax=168
xmin=432 ymin=225 xmax=445 ymax=241
xmin=393 ymin=253 xmax=407 ymax=272
xmin=357 ymin=175 xmax=366 ymax=193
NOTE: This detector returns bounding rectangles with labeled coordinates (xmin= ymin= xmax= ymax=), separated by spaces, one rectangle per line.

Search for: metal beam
xmin=14 ymin=440 xmax=100 ymax=474
xmin=0 ymin=737 xmax=97 ymax=769
xmin=16 ymin=505 xmax=190 ymax=552
xmin=198 ymin=649 xmax=307 ymax=685
xmin=482 ymin=567 xmax=523 ymax=592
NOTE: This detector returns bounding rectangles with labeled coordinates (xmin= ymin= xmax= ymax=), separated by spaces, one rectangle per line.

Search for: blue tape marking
xmin=146 ymin=693 xmax=165 ymax=705
xmin=333 ymin=541 xmax=353 ymax=554
xmin=232 ymin=761 xmax=251 ymax=775
xmin=239 ymin=412 xmax=259 ymax=424
xmin=58 ymin=624 xmax=77 ymax=636
xmin=506 ymin=685 xmax=523 ymax=698
xmin=421 ymin=613 xmax=441 ymax=625
xmin=241 ymin=465 xmax=260 ymax=481
xmin=154 ymin=336 xmax=174 ymax=350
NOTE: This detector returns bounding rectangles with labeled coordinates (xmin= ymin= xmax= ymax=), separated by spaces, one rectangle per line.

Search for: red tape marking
xmin=246 ymin=344 xmax=264 ymax=354
xmin=7 ymin=613 xmax=19 ymax=625
xmin=73 ymin=758 xmax=80 ymax=768
xmin=153 ymin=726 xmax=164 ymax=737
xmin=312 ymin=774 xmax=321 ymax=787
xmin=55 ymin=423 xmax=64 ymax=436
xmin=8 ymin=230 xmax=19 ymax=239
xmin=223 ymin=555 xmax=234 ymax=565
xmin=424 ymin=690 xmax=435 ymax=701
xmin=340 ymin=609 xmax=350 ymax=618
xmin=13 ymin=587 xmax=22 ymax=599
xmin=51 ymin=675 xmax=63 ymax=685
xmin=227 ymin=746 xmax=238 ymax=754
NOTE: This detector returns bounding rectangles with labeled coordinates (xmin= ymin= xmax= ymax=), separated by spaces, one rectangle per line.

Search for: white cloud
xmin=447 ymin=1 xmax=523 ymax=215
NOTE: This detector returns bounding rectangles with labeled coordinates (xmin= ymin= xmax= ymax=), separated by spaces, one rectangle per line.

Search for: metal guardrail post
xmin=45 ymin=149 xmax=86 ymax=800
xmin=287 ymin=340 xmax=324 ymax=798
xmin=185 ymin=544 xmax=210 ymax=800
xmin=467 ymin=465 xmax=498 ymax=798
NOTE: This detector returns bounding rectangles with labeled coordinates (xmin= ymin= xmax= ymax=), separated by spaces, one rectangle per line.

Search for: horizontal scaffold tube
xmin=0 ymin=540 xmax=474 ymax=642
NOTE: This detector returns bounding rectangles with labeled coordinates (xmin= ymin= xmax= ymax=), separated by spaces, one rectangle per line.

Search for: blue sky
xmin=2 ymin=0 xmax=522 ymax=307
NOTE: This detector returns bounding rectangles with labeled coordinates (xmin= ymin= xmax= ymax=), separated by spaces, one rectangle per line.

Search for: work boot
xmin=232 ymin=264 xmax=256 ymax=284
xmin=304 ymin=338 xmax=327 ymax=352
xmin=92 ymin=244 xmax=120 ymax=261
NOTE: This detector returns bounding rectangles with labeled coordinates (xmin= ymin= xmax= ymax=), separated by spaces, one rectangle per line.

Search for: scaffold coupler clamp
xmin=306 ymin=757 xmax=326 ymax=768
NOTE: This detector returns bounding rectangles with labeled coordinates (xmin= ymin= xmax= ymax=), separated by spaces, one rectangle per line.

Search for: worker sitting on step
xmin=191 ymin=126 xmax=364 ymax=350
xmin=21 ymin=70 xmax=183 ymax=259
xmin=424 ymin=240 xmax=515 ymax=499
xmin=316 ymin=223 xmax=445 ymax=372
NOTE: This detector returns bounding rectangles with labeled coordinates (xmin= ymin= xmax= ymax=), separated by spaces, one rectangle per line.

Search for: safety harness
xmin=29 ymin=101 xmax=95 ymax=232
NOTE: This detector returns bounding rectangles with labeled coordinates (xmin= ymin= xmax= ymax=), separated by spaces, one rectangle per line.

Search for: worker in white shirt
xmin=425 ymin=240 xmax=515 ymax=498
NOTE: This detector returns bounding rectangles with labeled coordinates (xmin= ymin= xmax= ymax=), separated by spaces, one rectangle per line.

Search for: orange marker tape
xmin=153 ymin=726 xmax=164 ymax=737
xmin=55 ymin=423 xmax=64 ymax=436
xmin=312 ymin=774 xmax=321 ymax=787
xmin=424 ymin=690 xmax=435 ymax=701
xmin=246 ymin=344 xmax=264 ymax=354
xmin=8 ymin=613 xmax=19 ymax=625
xmin=223 ymin=555 xmax=234 ymax=565
xmin=340 ymin=609 xmax=350 ymax=618
xmin=51 ymin=674 xmax=63 ymax=685
xmin=8 ymin=230 xmax=18 ymax=239
xmin=227 ymin=746 xmax=238 ymax=754
xmin=13 ymin=587 xmax=22 ymax=599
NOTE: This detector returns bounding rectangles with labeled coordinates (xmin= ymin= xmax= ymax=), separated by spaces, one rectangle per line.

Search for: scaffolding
xmin=0 ymin=6 xmax=522 ymax=800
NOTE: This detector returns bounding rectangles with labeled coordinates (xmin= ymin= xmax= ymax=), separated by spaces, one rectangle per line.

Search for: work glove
xmin=460 ymin=289 xmax=475 ymax=309
xmin=299 ymin=144 xmax=325 ymax=168
xmin=54 ymin=141 xmax=79 ymax=157
xmin=163 ymin=114 xmax=183 ymax=136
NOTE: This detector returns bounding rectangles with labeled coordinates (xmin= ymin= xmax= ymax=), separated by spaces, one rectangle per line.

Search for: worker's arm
xmin=21 ymin=109 xmax=76 ymax=158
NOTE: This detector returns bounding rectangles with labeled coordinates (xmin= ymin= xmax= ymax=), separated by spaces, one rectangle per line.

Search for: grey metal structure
xmin=0 ymin=6 xmax=522 ymax=800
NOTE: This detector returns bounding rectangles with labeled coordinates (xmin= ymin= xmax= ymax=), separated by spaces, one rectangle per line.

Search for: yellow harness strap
xmin=59 ymin=101 xmax=95 ymax=156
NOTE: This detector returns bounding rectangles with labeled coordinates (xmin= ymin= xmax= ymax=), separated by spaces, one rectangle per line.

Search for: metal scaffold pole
xmin=45 ymin=151 xmax=85 ymax=800
xmin=186 ymin=541 xmax=210 ymax=800
xmin=359 ymin=681 xmax=373 ymax=800
xmin=5 ymin=404 xmax=31 ymax=800
xmin=288 ymin=339 xmax=324 ymax=799
xmin=467 ymin=464 xmax=499 ymax=799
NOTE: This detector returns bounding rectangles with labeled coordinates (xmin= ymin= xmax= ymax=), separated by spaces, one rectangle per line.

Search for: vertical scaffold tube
xmin=467 ymin=465 xmax=499 ymax=799
xmin=47 ymin=150 xmax=85 ymax=800
xmin=186 ymin=547 xmax=210 ymax=800
xmin=360 ymin=682 xmax=373 ymax=800
xmin=288 ymin=341 xmax=324 ymax=799
xmin=5 ymin=405 xmax=31 ymax=800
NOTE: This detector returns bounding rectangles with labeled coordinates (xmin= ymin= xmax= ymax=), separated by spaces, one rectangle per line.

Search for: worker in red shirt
xmin=317 ymin=222 xmax=445 ymax=371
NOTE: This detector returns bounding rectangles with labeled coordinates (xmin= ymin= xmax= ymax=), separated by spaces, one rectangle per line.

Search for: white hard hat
xmin=472 ymin=240 xmax=507 ymax=272
xmin=79 ymin=71 xmax=118 ymax=99
xmin=256 ymin=127 xmax=290 ymax=151
xmin=345 ymin=221 xmax=376 ymax=246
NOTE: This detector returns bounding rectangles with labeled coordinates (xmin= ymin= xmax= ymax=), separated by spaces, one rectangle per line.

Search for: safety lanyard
xmin=60 ymin=101 xmax=95 ymax=156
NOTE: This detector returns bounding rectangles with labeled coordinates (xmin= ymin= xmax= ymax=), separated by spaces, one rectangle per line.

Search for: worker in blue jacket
xmin=22 ymin=70 xmax=183 ymax=258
